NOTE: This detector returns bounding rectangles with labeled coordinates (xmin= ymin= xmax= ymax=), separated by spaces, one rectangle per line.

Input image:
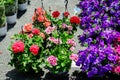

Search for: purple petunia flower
xmin=87 ymin=67 xmax=98 ymax=78
xmin=76 ymin=45 xmax=116 ymax=77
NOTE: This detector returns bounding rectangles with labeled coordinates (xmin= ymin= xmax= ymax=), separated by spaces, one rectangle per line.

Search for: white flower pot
xmin=18 ymin=2 xmax=27 ymax=11
xmin=7 ymin=13 xmax=17 ymax=24
xmin=0 ymin=23 xmax=7 ymax=37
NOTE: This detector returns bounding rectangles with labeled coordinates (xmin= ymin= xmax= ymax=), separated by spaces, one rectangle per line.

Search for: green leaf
xmin=54 ymin=71 xmax=59 ymax=74
xmin=56 ymin=66 xmax=60 ymax=69
xmin=57 ymin=19 xmax=62 ymax=25
xmin=22 ymin=61 xmax=27 ymax=67
xmin=84 ymin=43 xmax=88 ymax=47
xmin=61 ymin=63 xmax=65 ymax=67
xmin=93 ymin=40 xmax=96 ymax=44
xmin=32 ymin=64 xmax=37 ymax=70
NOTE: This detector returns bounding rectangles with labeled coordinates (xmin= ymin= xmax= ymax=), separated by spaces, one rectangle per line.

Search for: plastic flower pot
xmin=6 ymin=13 xmax=17 ymax=24
xmin=5 ymin=0 xmax=18 ymax=24
xmin=45 ymin=71 xmax=69 ymax=80
xmin=0 ymin=23 xmax=7 ymax=37
xmin=0 ymin=3 xmax=7 ymax=37
xmin=18 ymin=0 xmax=27 ymax=11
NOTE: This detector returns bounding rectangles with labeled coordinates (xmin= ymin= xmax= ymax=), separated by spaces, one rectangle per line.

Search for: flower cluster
xmin=9 ymin=23 xmax=46 ymax=73
xmin=79 ymin=0 xmax=120 ymax=30
xmin=30 ymin=44 xmax=39 ymax=55
xmin=70 ymin=54 xmax=78 ymax=62
xmin=63 ymin=12 xmax=70 ymax=18
xmin=76 ymin=45 xmax=116 ymax=77
xmin=12 ymin=41 xmax=25 ymax=54
xmin=77 ymin=0 xmax=120 ymax=78
xmin=70 ymin=16 xmax=80 ymax=25
xmin=52 ymin=11 xmax=60 ymax=18
xmin=32 ymin=28 xmax=40 ymax=35
xmin=9 ymin=7 xmax=79 ymax=74
xmin=45 ymin=26 xmax=56 ymax=34
xmin=23 ymin=23 xmax=33 ymax=32
xmin=48 ymin=37 xmax=62 ymax=45
xmin=32 ymin=7 xmax=51 ymax=30
xmin=112 ymin=36 xmax=120 ymax=74
xmin=113 ymin=66 xmax=120 ymax=74
xmin=47 ymin=55 xmax=58 ymax=66
xmin=67 ymin=39 xmax=76 ymax=46
xmin=44 ymin=10 xmax=79 ymax=74
xmin=22 ymin=23 xmax=46 ymax=39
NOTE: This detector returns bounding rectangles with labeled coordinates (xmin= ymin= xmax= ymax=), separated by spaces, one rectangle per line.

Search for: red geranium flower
xmin=23 ymin=23 xmax=33 ymax=32
xmin=63 ymin=12 xmax=70 ymax=17
xmin=32 ymin=28 xmax=40 ymax=35
xmin=28 ymin=33 xmax=34 ymax=38
xmin=12 ymin=41 xmax=25 ymax=54
xmin=30 ymin=44 xmax=39 ymax=55
xmin=39 ymin=32 xmax=46 ymax=40
xmin=70 ymin=16 xmax=81 ymax=24
xmin=43 ymin=21 xmax=51 ymax=27
xmin=52 ymin=11 xmax=60 ymax=18
xmin=36 ymin=7 xmax=45 ymax=15
xmin=37 ymin=15 xmax=44 ymax=22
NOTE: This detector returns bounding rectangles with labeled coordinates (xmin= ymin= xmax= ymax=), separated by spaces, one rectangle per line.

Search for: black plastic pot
xmin=71 ymin=71 xmax=120 ymax=80
xmin=44 ymin=71 xmax=69 ymax=80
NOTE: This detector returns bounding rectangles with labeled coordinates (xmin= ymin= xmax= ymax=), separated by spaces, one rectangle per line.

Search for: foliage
xmin=8 ymin=24 xmax=47 ymax=73
xmin=4 ymin=0 xmax=18 ymax=16
xmin=0 ymin=2 xmax=6 ymax=28
xmin=9 ymin=7 xmax=80 ymax=74
xmin=42 ymin=10 xmax=79 ymax=74
xmin=18 ymin=0 xmax=27 ymax=4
